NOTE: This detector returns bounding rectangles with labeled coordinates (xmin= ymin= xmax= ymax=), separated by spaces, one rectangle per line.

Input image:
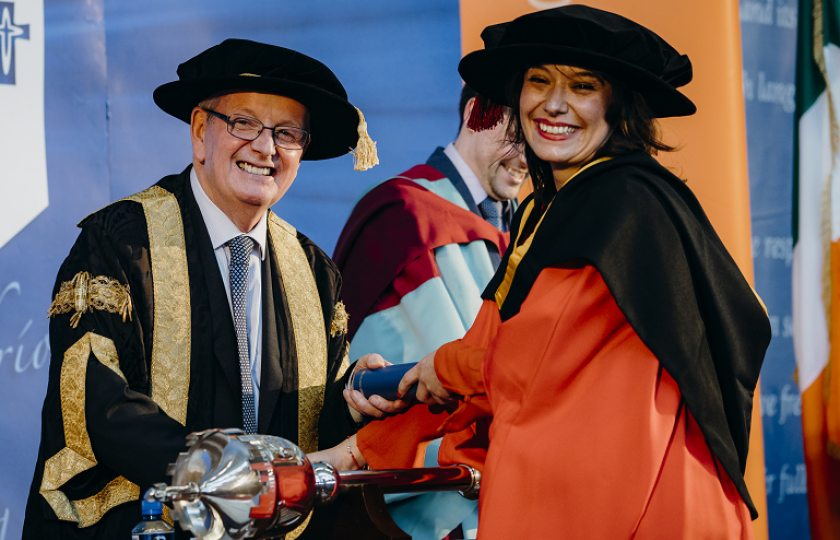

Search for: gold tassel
xmin=352 ymin=107 xmax=379 ymax=171
xmin=72 ymin=272 xmax=91 ymax=318
xmin=118 ymin=290 xmax=133 ymax=323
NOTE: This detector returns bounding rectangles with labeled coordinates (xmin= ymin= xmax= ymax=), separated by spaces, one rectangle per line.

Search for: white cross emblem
xmin=0 ymin=2 xmax=29 ymax=84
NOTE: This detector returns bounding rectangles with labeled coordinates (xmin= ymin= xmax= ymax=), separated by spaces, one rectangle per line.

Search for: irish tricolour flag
xmin=794 ymin=0 xmax=840 ymax=535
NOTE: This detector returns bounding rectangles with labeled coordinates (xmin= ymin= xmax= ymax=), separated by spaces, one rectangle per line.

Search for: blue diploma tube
xmin=352 ymin=362 xmax=418 ymax=401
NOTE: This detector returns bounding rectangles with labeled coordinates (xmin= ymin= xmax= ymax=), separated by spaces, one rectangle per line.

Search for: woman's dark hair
xmin=504 ymin=65 xmax=676 ymax=211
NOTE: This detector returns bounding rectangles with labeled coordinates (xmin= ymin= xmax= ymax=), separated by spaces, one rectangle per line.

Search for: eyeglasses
xmin=202 ymin=108 xmax=311 ymax=152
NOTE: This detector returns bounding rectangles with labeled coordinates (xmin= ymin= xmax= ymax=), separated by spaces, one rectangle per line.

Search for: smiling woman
xmin=340 ymin=5 xmax=773 ymax=540
xmin=503 ymin=61 xmax=678 ymax=214
xmin=517 ymin=65 xmax=613 ymax=185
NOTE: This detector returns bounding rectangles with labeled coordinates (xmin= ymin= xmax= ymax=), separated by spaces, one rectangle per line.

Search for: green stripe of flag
xmin=793 ymin=0 xmax=839 ymax=242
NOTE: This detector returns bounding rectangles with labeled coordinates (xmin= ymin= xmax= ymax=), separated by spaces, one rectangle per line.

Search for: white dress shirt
xmin=443 ymin=143 xmax=488 ymax=207
xmin=190 ymin=168 xmax=267 ymax=420
xmin=443 ymin=143 xmax=510 ymax=232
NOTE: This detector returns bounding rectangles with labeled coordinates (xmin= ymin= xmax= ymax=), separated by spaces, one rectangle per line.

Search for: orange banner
xmin=458 ymin=1 xmax=768 ymax=538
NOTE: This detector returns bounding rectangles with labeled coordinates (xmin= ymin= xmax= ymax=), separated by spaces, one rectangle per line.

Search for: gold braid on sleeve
xmin=47 ymin=271 xmax=133 ymax=328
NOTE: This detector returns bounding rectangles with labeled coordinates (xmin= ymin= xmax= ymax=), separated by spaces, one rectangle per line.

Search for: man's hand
xmin=344 ymin=353 xmax=409 ymax=420
xmin=398 ymin=350 xmax=455 ymax=405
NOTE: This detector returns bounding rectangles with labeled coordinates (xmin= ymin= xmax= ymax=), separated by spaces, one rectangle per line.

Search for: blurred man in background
xmin=333 ymin=84 xmax=528 ymax=540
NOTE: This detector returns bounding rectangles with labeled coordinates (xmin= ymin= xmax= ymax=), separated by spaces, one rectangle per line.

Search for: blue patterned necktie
xmin=227 ymin=235 xmax=257 ymax=434
xmin=479 ymin=197 xmax=504 ymax=231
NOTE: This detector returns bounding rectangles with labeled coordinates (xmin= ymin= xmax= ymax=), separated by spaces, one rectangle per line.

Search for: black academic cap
xmin=154 ymin=38 xmax=377 ymax=165
xmin=459 ymin=5 xmax=696 ymax=118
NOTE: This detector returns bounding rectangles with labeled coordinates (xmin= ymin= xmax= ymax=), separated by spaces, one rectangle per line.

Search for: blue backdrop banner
xmin=740 ymin=0 xmax=810 ymax=537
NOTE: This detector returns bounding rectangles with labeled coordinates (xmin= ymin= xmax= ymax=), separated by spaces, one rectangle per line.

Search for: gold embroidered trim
xmin=495 ymin=157 xmax=611 ymax=310
xmin=42 ymin=478 xmax=142 ymax=530
xmin=268 ymin=212 xmax=327 ymax=453
xmin=72 ymin=477 xmax=140 ymax=528
xmin=285 ymin=510 xmax=313 ymax=540
xmin=41 ymin=491 xmax=79 ymax=523
xmin=40 ymin=333 xmax=140 ymax=527
xmin=330 ymin=301 xmax=349 ymax=337
xmin=123 ymin=189 xmax=185 ymax=527
xmin=334 ymin=342 xmax=351 ymax=383
xmin=124 ymin=186 xmax=191 ymax=425
xmin=39 ymin=185 xmax=193 ymax=526
xmin=48 ymin=272 xmax=133 ymax=328
xmin=42 ymin=447 xmax=96 ymax=492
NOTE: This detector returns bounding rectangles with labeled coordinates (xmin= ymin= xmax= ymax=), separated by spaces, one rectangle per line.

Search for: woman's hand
xmin=398 ymin=350 xmax=455 ymax=405
xmin=307 ymin=434 xmax=367 ymax=471
xmin=344 ymin=353 xmax=409 ymax=420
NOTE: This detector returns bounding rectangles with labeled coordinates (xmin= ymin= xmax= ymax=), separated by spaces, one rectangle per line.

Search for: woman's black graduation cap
xmin=461 ymin=5 xmax=696 ymax=126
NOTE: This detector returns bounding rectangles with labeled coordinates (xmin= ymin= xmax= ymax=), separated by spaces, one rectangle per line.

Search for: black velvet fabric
xmin=22 ymin=167 xmax=356 ymax=539
xmin=483 ymin=152 xmax=771 ymax=518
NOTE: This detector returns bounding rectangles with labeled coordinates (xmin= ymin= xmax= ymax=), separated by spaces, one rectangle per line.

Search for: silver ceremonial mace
xmin=146 ymin=428 xmax=480 ymax=540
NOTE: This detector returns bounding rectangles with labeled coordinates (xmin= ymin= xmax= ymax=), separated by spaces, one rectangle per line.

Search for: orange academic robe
xmin=357 ymin=263 xmax=753 ymax=539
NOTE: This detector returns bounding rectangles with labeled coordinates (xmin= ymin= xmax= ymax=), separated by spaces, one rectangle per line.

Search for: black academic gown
xmin=22 ymin=167 xmax=356 ymax=539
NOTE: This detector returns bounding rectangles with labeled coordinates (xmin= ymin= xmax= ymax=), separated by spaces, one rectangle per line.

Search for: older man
xmin=22 ymin=39 xmax=374 ymax=539
xmin=331 ymin=85 xmax=527 ymax=540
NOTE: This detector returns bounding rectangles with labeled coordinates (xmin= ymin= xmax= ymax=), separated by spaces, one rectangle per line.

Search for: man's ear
xmin=190 ymin=107 xmax=207 ymax=163
xmin=298 ymin=108 xmax=312 ymax=161
xmin=463 ymin=97 xmax=477 ymax=131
